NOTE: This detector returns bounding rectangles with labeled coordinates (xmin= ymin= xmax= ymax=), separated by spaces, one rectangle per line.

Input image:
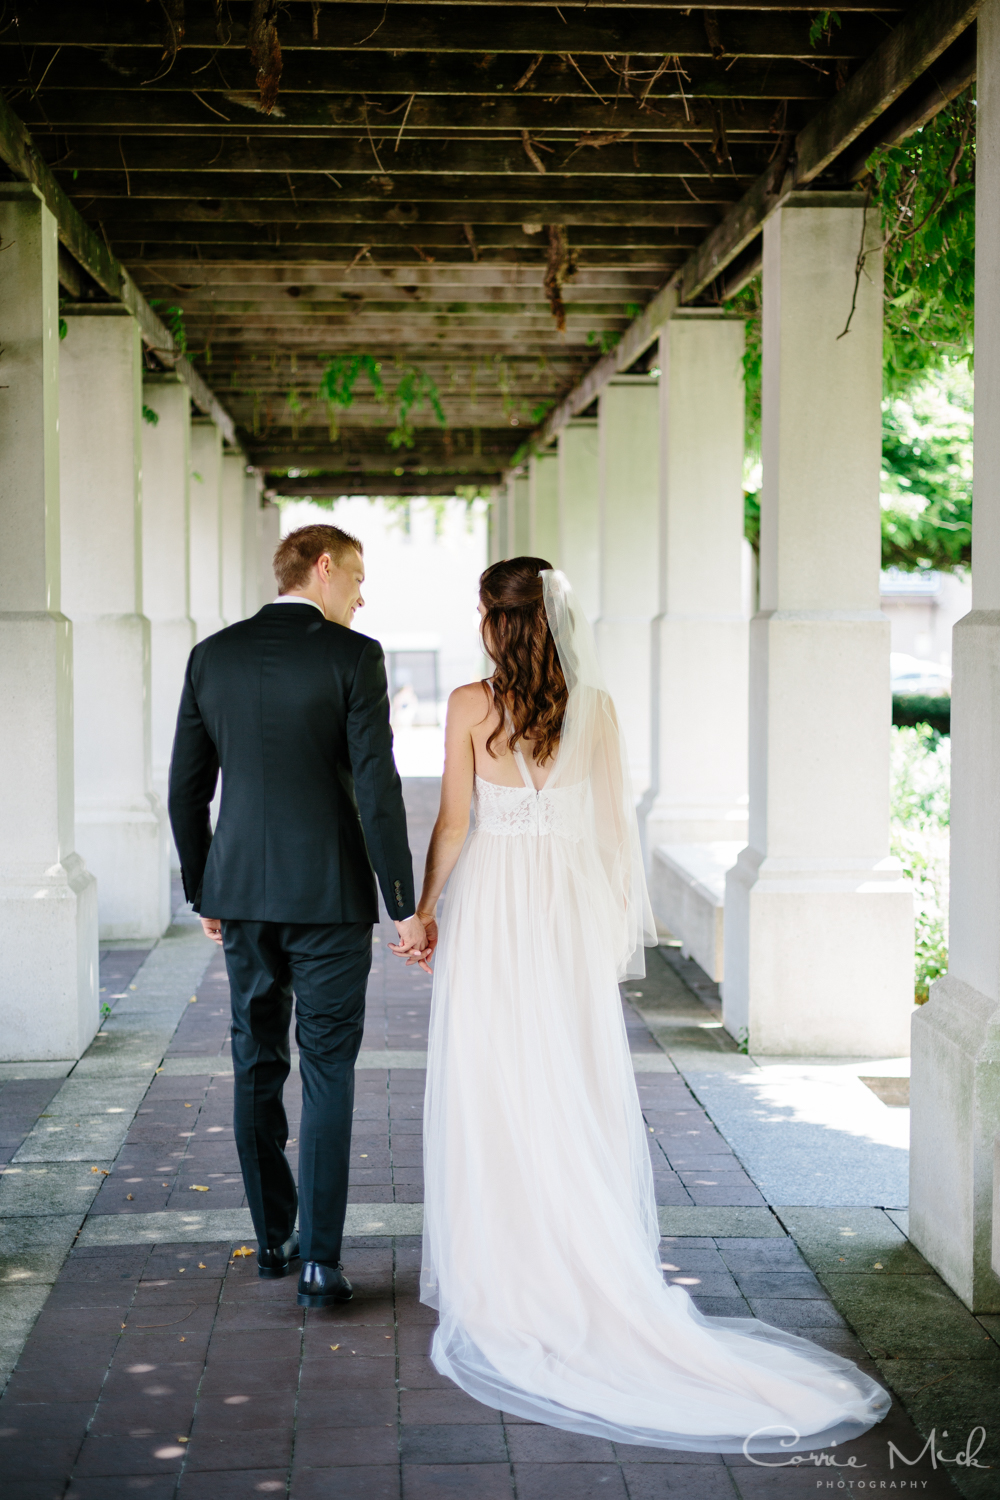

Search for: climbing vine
xmin=147 ymin=299 xmax=189 ymax=359
xmin=728 ymin=90 xmax=977 ymax=574
xmin=868 ymin=88 xmax=976 ymax=395
xmin=318 ymin=354 xmax=447 ymax=450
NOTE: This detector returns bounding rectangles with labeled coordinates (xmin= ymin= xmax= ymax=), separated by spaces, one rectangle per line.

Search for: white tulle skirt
xmin=420 ymin=815 xmax=891 ymax=1454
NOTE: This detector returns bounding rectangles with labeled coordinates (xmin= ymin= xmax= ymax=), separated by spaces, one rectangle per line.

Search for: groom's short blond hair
xmin=273 ymin=524 xmax=363 ymax=593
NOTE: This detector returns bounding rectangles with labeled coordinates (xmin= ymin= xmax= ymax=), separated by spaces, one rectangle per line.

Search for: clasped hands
xmin=198 ymin=910 xmax=438 ymax=974
xmin=389 ymin=912 xmax=438 ymax=974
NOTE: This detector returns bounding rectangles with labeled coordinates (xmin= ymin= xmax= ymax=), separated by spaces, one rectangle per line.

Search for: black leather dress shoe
xmin=297 ymin=1260 xmax=353 ymax=1307
xmin=256 ymin=1234 xmax=300 ymax=1280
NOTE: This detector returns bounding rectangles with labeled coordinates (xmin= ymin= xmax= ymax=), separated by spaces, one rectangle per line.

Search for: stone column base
xmin=0 ymin=853 xmax=99 ymax=1060
xmin=909 ymin=975 xmax=1000 ymax=1312
xmin=723 ymin=846 xmax=915 ymax=1055
xmin=76 ymin=795 xmax=171 ymax=941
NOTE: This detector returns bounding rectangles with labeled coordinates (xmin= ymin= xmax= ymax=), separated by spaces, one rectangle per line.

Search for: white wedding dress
xmin=419 ymin=570 xmax=890 ymax=1454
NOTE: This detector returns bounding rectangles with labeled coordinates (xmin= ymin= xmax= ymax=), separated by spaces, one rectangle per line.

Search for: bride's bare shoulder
xmin=447 ymin=680 xmax=494 ymax=728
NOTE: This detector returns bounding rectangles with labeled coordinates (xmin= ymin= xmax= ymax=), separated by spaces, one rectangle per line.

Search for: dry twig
xmin=247 ymin=0 xmax=282 ymax=115
xmin=514 ymin=55 xmax=544 ymax=91
xmin=521 ymin=132 xmax=548 ymax=174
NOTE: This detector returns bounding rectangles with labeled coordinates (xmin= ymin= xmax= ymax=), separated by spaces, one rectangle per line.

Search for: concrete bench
xmin=650 ymin=842 xmax=745 ymax=982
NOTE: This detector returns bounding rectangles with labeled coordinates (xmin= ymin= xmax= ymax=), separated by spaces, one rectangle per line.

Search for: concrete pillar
xmin=596 ymin=376 xmax=659 ymax=797
xmin=646 ymin=313 xmax=749 ymax=850
xmin=557 ymin=419 xmax=599 ymax=620
xmin=242 ymin=470 xmax=264 ymax=615
xmin=528 ymin=449 xmax=558 ymax=562
xmin=909 ymin=0 xmax=1000 ymax=1314
xmin=488 ymin=484 xmax=507 ymax=565
xmin=189 ymin=418 xmax=224 ymax=640
xmin=258 ymin=500 xmax=281 ymax=604
xmin=723 ymin=196 xmax=913 ymax=1057
xmin=220 ymin=450 xmax=245 ymax=625
xmin=60 ymin=308 xmax=170 ymax=942
xmin=0 ymin=186 xmax=98 ymax=1060
xmin=141 ymin=376 xmax=194 ymax=836
xmin=508 ymin=471 xmax=530 ymax=555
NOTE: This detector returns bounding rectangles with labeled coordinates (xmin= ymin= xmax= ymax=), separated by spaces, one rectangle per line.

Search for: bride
xmin=401 ymin=556 xmax=889 ymax=1454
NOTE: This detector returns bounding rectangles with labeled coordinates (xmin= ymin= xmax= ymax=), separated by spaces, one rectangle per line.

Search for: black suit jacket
xmin=168 ymin=602 xmax=415 ymax=925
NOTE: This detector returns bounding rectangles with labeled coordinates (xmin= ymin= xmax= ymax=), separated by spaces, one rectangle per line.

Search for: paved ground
xmin=1 ymin=779 xmax=996 ymax=1498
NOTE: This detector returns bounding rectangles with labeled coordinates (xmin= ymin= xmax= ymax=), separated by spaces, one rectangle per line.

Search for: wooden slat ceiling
xmin=0 ymin=2 xmax=938 ymax=494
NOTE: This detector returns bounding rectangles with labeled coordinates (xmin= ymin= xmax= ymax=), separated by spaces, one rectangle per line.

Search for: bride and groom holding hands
xmin=169 ymin=522 xmax=889 ymax=1454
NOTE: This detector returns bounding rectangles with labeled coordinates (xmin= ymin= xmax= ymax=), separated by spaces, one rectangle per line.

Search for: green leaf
xmin=141 ymin=403 xmax=159 ymax=426
xmin=808 ymin=11 xmax=842 ymax=49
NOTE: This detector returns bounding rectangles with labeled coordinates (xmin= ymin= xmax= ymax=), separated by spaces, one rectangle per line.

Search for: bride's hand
xmin=405 ymin=913 xmax=438 ymax=974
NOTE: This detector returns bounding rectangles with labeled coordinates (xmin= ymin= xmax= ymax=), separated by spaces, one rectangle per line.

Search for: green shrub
xmin=890 ymin=724 xmax=950 ymax=1003
xmin=892 ymin=695 xmax=950 ymax=734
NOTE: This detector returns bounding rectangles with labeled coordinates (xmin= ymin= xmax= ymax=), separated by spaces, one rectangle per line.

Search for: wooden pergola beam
xmin=0 ymin=7 xmax=893 ymax=59
xmin=0 ymin=92 xmax=236 ymax=444
xmin=7 ymin=85 xmax=827 ymax=134
xmin=264 ymin=479 xmax=498 ymax=497
xmin=0 ymin=46 xmax=837 ymax=102
xmin=44 ymin=137 xmax=767 ymax=179
xmin=102 ymin=221 xmax=694 ymax=246
xmin=94 ymin=202 xmax=725 ymax=228
xmin=523 ymin=0 xmax=982 ymax=464
xmin=65 ymin=171 xmax=748 ymax=205
xmin=680 ymin=0 xmax=983 ymax=300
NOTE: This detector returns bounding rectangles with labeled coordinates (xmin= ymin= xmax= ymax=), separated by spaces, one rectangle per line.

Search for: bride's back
xmin=467 ymin=684 xmax=556 ymax=792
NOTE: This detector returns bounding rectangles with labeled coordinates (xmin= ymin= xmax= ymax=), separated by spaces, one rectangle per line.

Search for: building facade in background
xmin=279 ymin=496 xmax=489 ymax=775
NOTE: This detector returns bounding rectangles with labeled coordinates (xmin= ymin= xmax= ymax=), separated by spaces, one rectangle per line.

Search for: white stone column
xmin=723 ymin=195 xmax=913 ymax=1057
xmin=596 ymin=376 xmax=659 ymax=798
xmin=220 ymin=450 xmax=246 ymax=625
xmin=141 ymin=376 xmax=194 ymax=836
xmin=528 ymin=449 xmax=558 ymax=561
xmin=910 ymin=0 xmax=1000 ymax=1313
xmin=646 ymin=313 xmax=749 ymax=850
xmin=189 ymin=418 xmax=224 ymax=640
xmin=0 ymin=186 xmax=98 ymax=1060
xmin=489 ymin=484 xmax=507 ymax=564
xmin=557 ymin=418 xmax=599 ymax=619
xmin=507 ymin=471 xmax=530 ymax=555
xmin=258 ymin=500 xmax=281 ymax=603
xmin=60 ymin=308 xmax=170 ymax=942
xmin=242 ymin=470 xmax=264 ymax=615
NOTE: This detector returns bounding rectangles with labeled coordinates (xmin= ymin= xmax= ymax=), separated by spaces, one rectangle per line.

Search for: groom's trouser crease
xmin=223 ymin=917 xmax=373 ymax=1263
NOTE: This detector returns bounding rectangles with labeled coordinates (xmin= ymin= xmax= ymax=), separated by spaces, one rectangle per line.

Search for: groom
xmin=168 ymin=523 xmax=426 ymax=1307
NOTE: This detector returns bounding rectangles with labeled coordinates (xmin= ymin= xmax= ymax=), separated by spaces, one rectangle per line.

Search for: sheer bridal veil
xmin=539 ymin=567 xmax=657 ymax=979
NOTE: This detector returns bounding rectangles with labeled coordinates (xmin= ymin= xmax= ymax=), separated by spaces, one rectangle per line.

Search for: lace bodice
xmin=473 ymin=774 xmax=585 ymax=839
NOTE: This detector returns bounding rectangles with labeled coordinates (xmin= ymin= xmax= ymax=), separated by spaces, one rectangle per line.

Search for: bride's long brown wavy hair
xmin=480 ymin=557 xmax=567 ymax=766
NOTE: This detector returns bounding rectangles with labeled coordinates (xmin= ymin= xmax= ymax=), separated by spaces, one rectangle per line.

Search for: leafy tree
xmin=729 ymin=90 xmax=976 ymax=572
xmin=880 ymin=365 xmax=972 ymax=572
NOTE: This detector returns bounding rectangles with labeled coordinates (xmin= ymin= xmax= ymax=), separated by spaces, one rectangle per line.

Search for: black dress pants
xmin=221 ymin=919 xmax=373 ymax=1266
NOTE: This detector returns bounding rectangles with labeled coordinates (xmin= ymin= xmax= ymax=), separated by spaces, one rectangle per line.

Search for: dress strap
xmin=486 ymin=680 xmax=535 ymax=792
xmin=510 ymin=743 xmax=536 ymax=793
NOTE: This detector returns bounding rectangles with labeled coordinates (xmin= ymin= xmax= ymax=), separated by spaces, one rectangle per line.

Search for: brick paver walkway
xmin=0 ymin=780 xmax=981 ymax=1498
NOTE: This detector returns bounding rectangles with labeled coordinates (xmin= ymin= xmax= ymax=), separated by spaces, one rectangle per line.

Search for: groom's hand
xmin=200 ymin=916 xmax=224 ymax=946
xmin=389 ymin=914 xmax=427 ymax=968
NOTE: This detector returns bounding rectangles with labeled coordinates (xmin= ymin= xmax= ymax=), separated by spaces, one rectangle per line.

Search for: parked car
xmin=890 ymin=653 xmax=952 ymax=698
